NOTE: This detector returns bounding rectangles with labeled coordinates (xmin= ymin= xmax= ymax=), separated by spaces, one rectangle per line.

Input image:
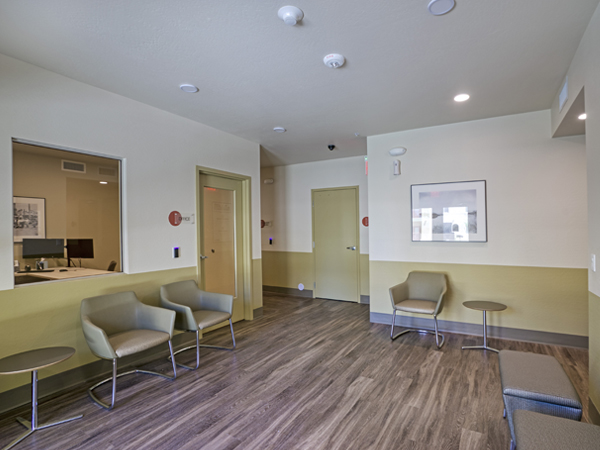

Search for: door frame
xmin=311 ymin=185 xmax=361 ymax=303
xmin=196 ymin=166 xmax=254 ymax=321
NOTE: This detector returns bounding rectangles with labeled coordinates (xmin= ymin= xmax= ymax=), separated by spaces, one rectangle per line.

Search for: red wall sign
xmin=261 ymin=220 xmax=266 ymax=229
xmin=169 ymin=211 xmax=182 ymax=226
xmin=362 ymin=217 xmax=369 ymax=227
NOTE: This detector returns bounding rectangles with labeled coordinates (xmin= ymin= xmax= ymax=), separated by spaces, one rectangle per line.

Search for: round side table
xmin=0 ymin=347 xmax=83 ymax=450
xmin=461 ymin=301 xmax=507 ymax=353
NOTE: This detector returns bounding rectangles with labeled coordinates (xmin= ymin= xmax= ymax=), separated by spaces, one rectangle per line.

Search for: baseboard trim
xmin=253 ymin=307 xmax=263 ymax=318
xmin=590 ymin=398 xmax=600 ymax=425
xmin=370 ymin=312 xmax=588 ymax=348
xmin=360 ymin=295 xmax=370 ymax=304
xmin=0 ymin=332 xmax=197 ymax=416
xmin=263 ymin=285 xmax=313 ymax=298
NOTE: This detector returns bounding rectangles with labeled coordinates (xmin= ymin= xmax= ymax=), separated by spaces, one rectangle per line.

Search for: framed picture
xmin=13 ymin=196 xmax=46 ymax=242
xmin=411 ymin=180 xmax=487 ymax=242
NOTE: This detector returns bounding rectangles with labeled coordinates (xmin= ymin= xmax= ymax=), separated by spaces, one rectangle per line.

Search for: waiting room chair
xmin=389 ymin=271 xmax=447 ymax=348
xmin=80 ymin=291 xmax=177 ymax=410
xmin=160 ymin=280 xmax=235 ymax=370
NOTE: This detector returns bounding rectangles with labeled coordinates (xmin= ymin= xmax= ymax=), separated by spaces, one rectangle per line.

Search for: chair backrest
xmin=107 ymin=260 xmax=117 ymax=271
xmin=81 ymin=291 xmax=141 ymax=335
xmin=160 ymin=280 xmax=202 ymax=308
xmin=407 ymin=271 xmax=447 ymax=302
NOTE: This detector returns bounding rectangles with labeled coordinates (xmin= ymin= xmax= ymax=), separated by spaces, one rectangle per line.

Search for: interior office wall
xmin=551 ymin=3 xmax=600 ymax=418
xmin=367 ymin=110 xmax=588 ymax=335
xmin=0 ymin=53 xmax=261 ymax=394
xmin=261 ymin=156 xmax=369 ymax=296
xmin=13 ymin=150 xmax=120 ymax=271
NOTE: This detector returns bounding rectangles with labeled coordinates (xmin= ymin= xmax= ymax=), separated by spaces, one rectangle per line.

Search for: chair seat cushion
xmin=499 ymin=350 xmax=582 ymax=409
xmin=514 ymin=410 xmax=600 ymax=450
xmin=394 ymin=299 xmax=436 ymax=315
xmin=108 ymin=329 xmax=171 ymax=358
xmin=193 ymin=310 xmax=231 ymax=330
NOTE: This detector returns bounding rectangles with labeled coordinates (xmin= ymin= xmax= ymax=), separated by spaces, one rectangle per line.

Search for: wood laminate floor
xmin=0 ymin=292 xmax=590 ymax=450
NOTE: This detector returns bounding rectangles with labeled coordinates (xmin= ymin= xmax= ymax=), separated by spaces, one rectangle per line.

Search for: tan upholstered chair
xmin=80 ymin=291 xmax=176 ymax=410
xmin=160 ymin=280 xmax=235 ymax=370
xmin=389 ymin=271 xmax=447 ymax=348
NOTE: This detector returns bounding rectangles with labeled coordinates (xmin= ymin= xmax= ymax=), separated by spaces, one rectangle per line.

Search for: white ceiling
xmin=0 ymin=0 xmax=597 ymax=167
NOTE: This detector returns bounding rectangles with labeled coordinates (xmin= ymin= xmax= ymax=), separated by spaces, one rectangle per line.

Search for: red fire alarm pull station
xmin=169 ymin=211 xmax=183 ymax=226
xmin=362 ymin=217 xmax=369 ymax=227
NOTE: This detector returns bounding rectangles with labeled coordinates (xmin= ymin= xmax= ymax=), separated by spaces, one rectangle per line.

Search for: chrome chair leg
xmin=390 ymin=309 xmax=445 ymax=348
xmin=170 ymin=320 xmax=236 ymax=370
xmin=88 ymin=341 xmax=177 ymax=410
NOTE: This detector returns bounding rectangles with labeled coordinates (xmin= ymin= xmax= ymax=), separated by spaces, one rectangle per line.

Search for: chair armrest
xmin=389 ymin=281 xmax=409 ymax=308
xmin=81 ymin=316 xmax=117 ymax=360
xmin=136 ymin=303 xmax=175 ymax=338
xmin=200 ymin=291 xmax=234 ymax=315
xmin=160 ymin=296 xmax=197 ymax=331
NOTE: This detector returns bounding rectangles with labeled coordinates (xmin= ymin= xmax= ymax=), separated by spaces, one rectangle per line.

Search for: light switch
xmin=173 ymin=247 xmax=180 ymax=258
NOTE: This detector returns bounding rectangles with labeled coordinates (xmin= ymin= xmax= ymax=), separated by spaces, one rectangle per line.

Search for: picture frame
xmin=13 ymin=196 xmax=46 ymax=243
xmin=411 ymin=180 xmax=487 ymax=242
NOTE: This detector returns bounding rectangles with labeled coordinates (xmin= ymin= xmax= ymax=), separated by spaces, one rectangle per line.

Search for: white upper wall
xmin=367 ymin=110 xmax=587 ymax=268
xmin=0 ymin=54 xmax=261 ymax=290
xmin=551 ymin=4 xmax=600 ymax=295
xmin=261 ymin=156 xmax=369 ymax=254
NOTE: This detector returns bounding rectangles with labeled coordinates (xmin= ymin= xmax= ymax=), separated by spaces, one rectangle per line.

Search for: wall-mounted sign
xmin=362 ymin=217 xmax=369 ymax=227
xmin=261 ymin=219 xmax=265 ymax=229
xmin=169 ymin=211 xmax=182 ymax=226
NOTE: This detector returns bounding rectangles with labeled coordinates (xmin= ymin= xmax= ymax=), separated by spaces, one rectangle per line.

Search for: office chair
xmin=107 ymin=261 xmax=117 ymax=271
xmin=389 ymin=271 xmax=447 ymax=348
xmin=80 ymin=291 xmax=177 ymax=410
xmin=160 ymin=280 xmax=235 ymax=370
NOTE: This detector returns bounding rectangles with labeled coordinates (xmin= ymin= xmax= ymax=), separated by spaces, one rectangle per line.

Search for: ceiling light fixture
xmin=428 ymin=0 xmax=456 ymax=16
xmin=579 ymin=113 xmax=587 ymax=120
xmin=99 ymin=181 xmax=108 ymax=185
xmin=323 ymin=54 xmax=345 ymax=69
xmin=273 ymin=127 xmax=286 ymax=133
xmin=180 ymin=84 xmax=199 ymax=93
xmin=454 ymin=93 xmax=470 ymax=102
xmin=278 ymin=6 xmax=304 ymax=26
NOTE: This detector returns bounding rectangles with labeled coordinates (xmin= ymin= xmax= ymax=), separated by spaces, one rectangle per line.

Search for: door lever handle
xmin=199 ymin=255 xmax=209 ymax=260
xmin=346 ymin=246 xmax=356 ymax=251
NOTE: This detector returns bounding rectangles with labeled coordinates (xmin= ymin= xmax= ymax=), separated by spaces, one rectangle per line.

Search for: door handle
xmin=346 ymin=246 xmax=356 ymax=251
xmin=199 ymin=255 xmax=209 ymax=260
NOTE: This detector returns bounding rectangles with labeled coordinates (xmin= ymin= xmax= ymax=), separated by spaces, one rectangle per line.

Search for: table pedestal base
xmin=461 ymin=310 xmax=500 ymax=353
xmin=1 ymin=370 xmax=82 ymax=450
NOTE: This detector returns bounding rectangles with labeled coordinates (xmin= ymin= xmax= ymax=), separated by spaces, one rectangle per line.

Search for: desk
xmin=15 ymin=267 xmax=112 ymax=284
xmin=0 ymin=347 xmax=83 ymax=450
xmin=461 ymin=301 xmax=507 ymax=353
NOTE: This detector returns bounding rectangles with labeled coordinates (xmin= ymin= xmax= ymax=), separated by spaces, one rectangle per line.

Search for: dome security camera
xmin=328 ymin=145 xmax=336 ymax=151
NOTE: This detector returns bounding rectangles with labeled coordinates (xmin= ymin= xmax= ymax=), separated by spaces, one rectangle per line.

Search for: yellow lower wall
xmin=252 ymin=258 xmax=263 ymax=309
xmin=262 ymin=251 xmax=370 ymax=296
xmin=590 ymin=292 xmax=600 ymax=411
xmin=0 ymin=267 xmax=199 ymax=394
xmin=370 ymin=261 xmax=588 ymax=336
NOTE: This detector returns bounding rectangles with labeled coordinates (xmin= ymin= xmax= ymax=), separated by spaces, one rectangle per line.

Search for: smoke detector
xmin=278 ymin=6 xmax=304 ymax=26
xmin=323 ymin=54 xmax=345 ymax=69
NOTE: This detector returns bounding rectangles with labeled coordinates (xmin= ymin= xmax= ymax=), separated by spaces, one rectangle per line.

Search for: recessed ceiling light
xmin=579 ymin=113 xmax=587 ymax=120
xmin=454 ymin=93 xmax=470 ymax=102
xmin=99 ymin=181 xmax=108 ymax=185
xmin=428 ymin=0 xmax=456 ymax=16
xmin=180 ymin=84 xmax=199 ymax=93
xmin=273 ymin=127 xmax=286 ymax=133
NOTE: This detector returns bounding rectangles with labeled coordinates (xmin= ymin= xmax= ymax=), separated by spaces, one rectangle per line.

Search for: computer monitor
xmin=66 ymin=239 xmax=94 ymax=259
xmin=22 ymin=238 xmax=65 ymax=259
